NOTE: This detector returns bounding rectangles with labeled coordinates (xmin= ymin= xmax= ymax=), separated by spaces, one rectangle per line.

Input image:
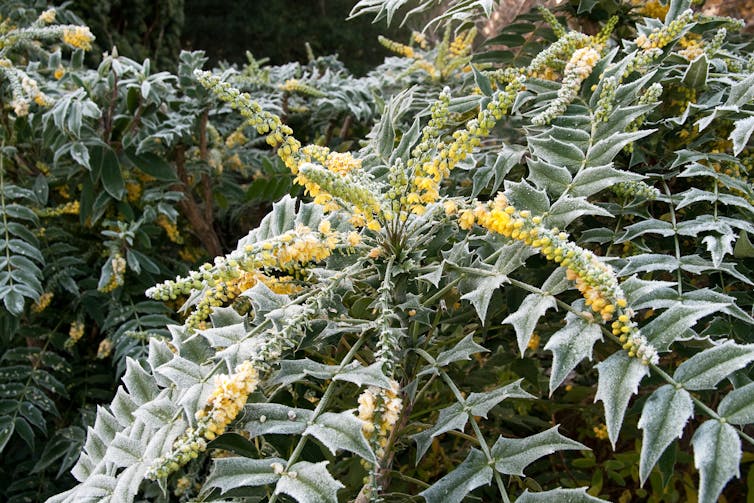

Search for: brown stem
xmin=172 ymin=145 xmax=222 ymax=257
xmin=339 ymin=114 xmax=353 ymax=140
xmin=198 ymin=110 xmax=214 ymax=225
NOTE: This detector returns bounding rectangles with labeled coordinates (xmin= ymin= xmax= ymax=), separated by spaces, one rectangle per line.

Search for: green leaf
xmin=595 ymin=352 xmax=649 ymax=447
xmin=546 ymin=196 xmax=612 ymax=229
xmin=205 ymin=456 xmax=284 ymax=494
xmin=305 ymin=411 xmax=375 ymax=461
xmin=718 ymin=382 xmax=754 ymax=425
xmin=505 ymin=180 xmax=550 ymax=215
xmin=91 ymin=146 xmax=124 ymax=200
xmin=544 ymin=311 xmax=603 ymax=394
xmin=616 ymin=219 xmax=675 ymax=243
xmin=586 ymin=130 xmax=654 ymax=167
xmin=570 ymin=165 xmax=642 ymax=198
xmin=516 ymin=487 xmax=609 ymax=502
xmin=682 ymin=54 xmax=708 ymax=89
xmin=419 ymin=448 xmax=492 ymax=503
xmin=665 ymin=0 xmax=690 ymax=22
xmin=125 ymin=151 xmax=176 ymax=181
xmin=0 ymin=416 xmax=14 ymax=453
xmin=434 ymin=334 xmax=489 ymax=369
xmin=492 ymin=426 xmax=587 ymax=476
xmin=503 ymin=292 xmax=556 ymax=357
xmin=334 ymin=361 xmax=393 ymax=389
xmin=3 ymin=289 xmax=25 ymax=317
xmin=528 ymin=135 xmax=585 ymax=171
xmin=642 ymin=303 xmax=727 ymax=352
xmin=673 ymin=342 xmax=754 ymax=390
xmin=734 ymin=231 xmax=754 ymax=258
xmin=638 ymin=385 xmax=694 ymax=484
xmin=701 ymin=233 xmax=735 ymax=268
xmin=691 ymin=420 xmax=741 ymax=503
xmin=472 ymin=65 xmax=493 ymax=96
xmin=274 ymin=460 xmax=343 ymax=503
xmin=725 ymin=72 xmax=754 ymax=109
xmin=729 ymin=116 xmax=754 ymax=156
xmin=459 ymin=271 xmax=508 ymax=322
xmin=245 ymin=403 xmax=312 ymax=437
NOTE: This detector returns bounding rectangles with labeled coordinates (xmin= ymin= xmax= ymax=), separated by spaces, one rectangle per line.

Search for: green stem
xmin=662 ymin=180 xmax=684 ymax=296
xmin=268 ymin=331 xmax=368 ymax=503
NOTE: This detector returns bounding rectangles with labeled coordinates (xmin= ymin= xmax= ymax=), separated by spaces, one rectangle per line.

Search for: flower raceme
xmin=146 ymin=361 xmax=260 ymax=479
xmin=452 ymin=195 xmax=659 ymax=365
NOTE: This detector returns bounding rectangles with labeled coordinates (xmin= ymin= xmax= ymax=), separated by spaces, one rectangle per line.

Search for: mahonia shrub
xmin=52 ymin=0 xmax=754 ymax=502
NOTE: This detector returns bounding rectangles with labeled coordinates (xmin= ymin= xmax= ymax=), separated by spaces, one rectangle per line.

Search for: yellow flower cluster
xmin=124 ymin=180 xmax=142 ymax=202
xmin=149 ymin=225 xmax=338 ymax=327
xmin=409 ymin=78 xmax=524 ymax=213
xmin=593 ymin=423 xmax=609 ymax=440
xmin=378 ymin=35 xmax=415 ymax=58
xmin=412 ymin=31 xmax=428 ymax=50
xmin=454 ymin=194 xmax=659 ymax=365
xmin=37 ymin=8 xmax=56 ymax=25
xmin=156 ymin=214 xmax=183 ymax=244
xmin=635 ymin=9 xmax=693 ymax=51
xmin=62 ymin=26 xmax=94 ymax=50
xmin=678 ymin=34 xmax=704 ymax=60
xmin=37 ymin=200 xmax=80 ymax=217
xmin=449 ymin=29 xmax=476 ymax=58
xmin=532 ymin=46 xmax=601 ymax=126
xmin=32 ymin=292 xmax=53 ymax=313
xmin=358 ymin=380 xmax=402 ymax=459
xmin=99 ymin=253 xmax=126 ymax=293
xmin=195 ymin=71 xmax=301 ymax=173
xmin=97 ymin=338 xmax=113 ymax=359
xmin=632 ymin=0 xmax=668 ymax=20
xmin=146 ymin=360 xmax=259 ymax=480
xmin=53 ymin=65 xmax=65 ymax=80
xmin=279 ymin=79 xmax=325 ymax=97
xmin=225 ymin=129 xmax=247 ymax=148
xmin=66 ymin=321 xmax=85 ymax=348
xmin=197 ymin=361 xmax=259 ymax=440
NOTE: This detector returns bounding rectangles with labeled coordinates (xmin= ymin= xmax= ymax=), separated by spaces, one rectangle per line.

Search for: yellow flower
xmin=38 ymin=8 xmax=56 ymax=24
xmin=62 ymin=26 xmax=94 ymax=51
xmin=53 ymin=65 xmax=65 ymax=80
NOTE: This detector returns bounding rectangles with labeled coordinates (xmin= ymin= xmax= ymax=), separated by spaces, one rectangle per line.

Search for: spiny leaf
xmin=516 ymin=487 xmax=609 ymax=502
xmin=692 ymin=420 xmax=741 ymax=503
xmin=638 ymin=385 xmax=694 ymax=485
xmin=492 ymin=426 xmax=587 ymax=476
xmin=503 ymin=292 xmax=556 ymax=357
xmin=673 ymin=342 xmax=754 ymax=390
xmin=205 ymin=457 xmax=284 ymax=494
xmin=274 ymin=460 xmax=344 ymax=503
xmin=419 ymin=448 xmax=492 ymax=503
xmin=545 ymin=311 xmax=603 ymax=394
xmin=595 ymin=352 xmax=649 ymax=447
xmin=718 ymin=382 xmax=754 ymax=425
xmin=305 ymin=411 xmax=375 ymax=461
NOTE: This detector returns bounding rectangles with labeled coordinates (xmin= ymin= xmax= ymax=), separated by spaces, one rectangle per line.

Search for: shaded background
xmin=70 ymin=0 xmax=409 ymax=74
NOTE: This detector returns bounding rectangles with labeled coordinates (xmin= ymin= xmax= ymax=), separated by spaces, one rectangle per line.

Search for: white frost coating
xmin=692 ymin=420 xmax=742 ymax=503
xmin=637 ymin=385 xmax=693 ymax=484
xmin=545 ymin=311 xmax=603 ymax=395
xmin=595 ymin=351 xmax=649 ymax=448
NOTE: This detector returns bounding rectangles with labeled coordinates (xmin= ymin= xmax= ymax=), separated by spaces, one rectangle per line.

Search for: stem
xmin=662 ymin=180 xmax=684 ymax=296
xmin=268 ymin=332 xmax=369 ymax=503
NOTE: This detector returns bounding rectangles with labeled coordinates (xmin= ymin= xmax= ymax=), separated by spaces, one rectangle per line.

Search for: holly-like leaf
xmin=205 ymin=457 xmax=284 ymax=494
xmin=245 ymin=404 xmax=312 ymax=437
xmin=673 ymin=342 xmax=754 ymax=390
xmin=503 ymin=292 xmax=556 ymax=356
xmin=434 ymin=334 xmax=489 ymax=369
xmin=516 ymin=487 xmax=609 ymax=502
xmin=419 ymin=448 xmax=492 ymax=503
xmin=595 ymin=352 xmax=649 ymax=447
xmin=692 ymin=420 xmax=741 ymax=503
xmin=459 ymin=271 xmax=508 ymax=322
xmin=642 ymin=303 xmax=727 ymax=352
xmin=492 ymin=426 xmax=587 ymax=476
xmin=718 ymin=382 xmax=754 ymax=425
xmin=544 ymin=311 xmax=603 ymax=394
xmin=638 ymin=385 xmax=694 ymax=484
xmin=304 ymin=411 xmax=375 ymax=461
xmin=274 ymin=461 xmax=344 ymax=503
